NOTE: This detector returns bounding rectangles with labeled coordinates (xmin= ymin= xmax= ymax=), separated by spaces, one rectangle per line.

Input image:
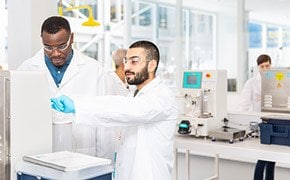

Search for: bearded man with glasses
xmin=17 ymin=16 xmax=109 ymax=160
xmin=51 ymin=40 xmax=178 ymax=180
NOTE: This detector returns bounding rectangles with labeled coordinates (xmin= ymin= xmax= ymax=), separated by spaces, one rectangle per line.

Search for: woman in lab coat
xmin=17 ymin=16 xmax=107 ymax=158
xmin=238 ymin=54 xmax=275 ymax=180
xmin=51 ymin=40 xmax=178 ymax=180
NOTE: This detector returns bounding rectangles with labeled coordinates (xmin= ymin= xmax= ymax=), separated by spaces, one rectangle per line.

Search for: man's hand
xmin=51 ymin=95 xmax=75 ymax=113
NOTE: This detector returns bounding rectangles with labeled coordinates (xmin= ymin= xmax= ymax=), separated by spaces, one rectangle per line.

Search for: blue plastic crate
xmin=17 ymin=172 xmax=112 ymax=180
xmin=260 ymin=122 xmax=290 ymax=146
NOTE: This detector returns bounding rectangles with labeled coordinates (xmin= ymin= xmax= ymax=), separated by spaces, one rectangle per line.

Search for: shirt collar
xmin=44 ymin=50 xmax=74 ymax=87
xmin=44 ymin=50 xmax=73 ymax=68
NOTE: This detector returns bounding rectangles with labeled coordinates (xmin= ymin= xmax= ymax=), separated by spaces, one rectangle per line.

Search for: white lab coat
xmin=238 ymin=73 xmax=261 ymax=112
xmin=96 ymin=71 xmax=131 ymax=162
xmin=73 ymin=76 xmax=178 ymax=180
xmin=104 ymin=71 xmax=130 ymax=96
xmin=18 ymin=49 xmax=105 ymax=156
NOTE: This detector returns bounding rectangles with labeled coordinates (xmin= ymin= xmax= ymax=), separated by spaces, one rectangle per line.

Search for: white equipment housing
xmin=0 ymin=71 xmax=52 ymax=180
xmin=177 ymin=70 xmax=227 ymax=136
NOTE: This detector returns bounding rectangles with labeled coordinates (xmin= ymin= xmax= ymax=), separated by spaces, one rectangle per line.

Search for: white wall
xmin=8 ymin=0 xmax=57 ymax=70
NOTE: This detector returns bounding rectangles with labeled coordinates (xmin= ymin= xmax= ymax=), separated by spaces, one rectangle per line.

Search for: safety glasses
xmin=43 ymin=35 xmax=71 ymax=52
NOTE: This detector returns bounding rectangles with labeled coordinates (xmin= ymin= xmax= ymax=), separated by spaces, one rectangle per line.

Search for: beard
xmin=126 ymin=64 xmax=149 ymax=85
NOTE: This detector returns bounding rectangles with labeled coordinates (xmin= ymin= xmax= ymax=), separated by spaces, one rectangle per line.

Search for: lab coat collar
xmin=31 ymin=49 xmax=87 ymax=88
xmin=58 ymin=50 xmax=86 ymax=88
xmin=256 ymin=72 xmax=261 ymax=81
xmin=70 ymin=49 xmax=86 ymax=65
xmin=29 ymin=49 xmax=46 ymax=68
xmin=136 ymin=76 xmax=162 ymax=96
xmin=107 ymin=70 xmax=124 ymax=84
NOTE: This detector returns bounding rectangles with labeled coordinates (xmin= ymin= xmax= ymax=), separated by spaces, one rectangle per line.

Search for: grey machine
xmin=0 ymin=71 xmax=52 ymax=180
xmin=261 ymin=68 xmax=290 ymax=113
xmin=259 ymin=68 xmax=290 ymax=146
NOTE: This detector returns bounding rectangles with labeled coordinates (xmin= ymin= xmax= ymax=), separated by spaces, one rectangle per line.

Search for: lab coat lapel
xmin=30 ymin=49 xmax=47 ymax=69
xmin=30 ymin=50 xmax=58 ymax=93
xmin=59 ymin=53 xmax=82 ymax=88
xmin=136 ymin=76 xmax=161 ymax=96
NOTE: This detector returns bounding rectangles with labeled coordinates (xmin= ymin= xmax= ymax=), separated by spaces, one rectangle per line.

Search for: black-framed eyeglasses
xmin=43 ymin=35 xmax=71 ymax=52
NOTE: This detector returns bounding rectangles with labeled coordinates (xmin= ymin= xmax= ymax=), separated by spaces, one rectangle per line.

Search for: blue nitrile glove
xmin=50 ymin=95 xmax=75 ymax=113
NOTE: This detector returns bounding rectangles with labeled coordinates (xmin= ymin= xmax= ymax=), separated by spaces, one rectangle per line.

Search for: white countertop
xmin=174 ymin=135 xmax=290 ymax=167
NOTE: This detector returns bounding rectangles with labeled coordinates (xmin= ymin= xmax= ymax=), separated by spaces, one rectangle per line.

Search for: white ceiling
xmin=245 ymin=0 xmax=290 ymax=26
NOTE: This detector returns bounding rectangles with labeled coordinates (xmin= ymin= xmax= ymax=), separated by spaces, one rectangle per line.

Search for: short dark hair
xmin=129 ymin=40 xmax=160 ymax=72
xmin=257 ymin=54 xmax=271 ymax=65
xmin=41 ymin=16 xmax=71 ymax=35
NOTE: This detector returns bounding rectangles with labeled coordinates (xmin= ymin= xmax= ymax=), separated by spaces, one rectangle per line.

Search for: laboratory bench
xmin=174 ymin=135 xmax=290 ymax=180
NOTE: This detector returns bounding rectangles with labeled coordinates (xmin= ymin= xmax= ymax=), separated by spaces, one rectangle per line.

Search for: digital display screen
xmin=187 ymin=75 xmax=197 ymax=85
xmin=182 ymin=71 xmax=202 ymax=89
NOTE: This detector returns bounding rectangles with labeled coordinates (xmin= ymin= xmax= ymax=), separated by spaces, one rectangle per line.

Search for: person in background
xmin=103 ymin=48 xmax=132 ymax=178
xmin=17 ymin=16 xmax=107 ymax=158
xmin=105 ymin=48 xmax=130 ymax=96
xmin=51 ymin=40 xmax=178 ymax=180
xmin=237 ymin=54 xmax=275 ymax=180
xmin=99 ymin=48 xmax=130 ymax=162
xmin=238 ymin=54 xmax=272 ymax=112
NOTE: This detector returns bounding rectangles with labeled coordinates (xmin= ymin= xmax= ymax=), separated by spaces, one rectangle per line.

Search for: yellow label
xmin=275 ymin=72 xmax=284 ymax=81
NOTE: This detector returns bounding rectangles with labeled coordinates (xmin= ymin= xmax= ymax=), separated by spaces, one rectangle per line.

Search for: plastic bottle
xmin=52 ymin=110 xmax=74 ymax=152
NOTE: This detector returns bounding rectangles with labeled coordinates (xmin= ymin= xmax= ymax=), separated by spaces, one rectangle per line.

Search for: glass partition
xmin=60 ymin=0 xmax=217 ymax=88
xmin=182 ymin=9 xmax=216 ymax=70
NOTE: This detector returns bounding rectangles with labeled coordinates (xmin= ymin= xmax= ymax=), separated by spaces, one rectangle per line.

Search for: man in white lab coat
xmin=51 ymin=40 xmax=178 ymax=180
xmin=238 ymin=54 xmax=272 ymax=111
xmin=237 ymin=54 xmax=275 ymax=180
xmin=17 ymin=16 xmax=105 ymax=157
xmin=105 ymin=48 xmax=130 ymax=96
